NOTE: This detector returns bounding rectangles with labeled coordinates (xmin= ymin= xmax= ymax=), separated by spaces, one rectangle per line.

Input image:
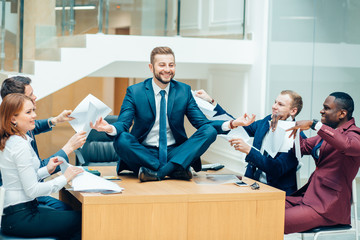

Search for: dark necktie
xmin=311 ymin=139 xmax=323 ymax=160
xmin=253 ymin=151 xmax=269 ymax=181
xmin=159 ymin=90 xmax=167 ymax=165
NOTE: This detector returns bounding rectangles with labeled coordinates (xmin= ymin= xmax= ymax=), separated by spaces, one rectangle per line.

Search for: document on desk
xmin=262 ymin=120 xmax=295 ymax=158
xmin=59 ymin=160 xmax=123 ymax=194
xmin=69 ymin=94 xmax=112 ymax=137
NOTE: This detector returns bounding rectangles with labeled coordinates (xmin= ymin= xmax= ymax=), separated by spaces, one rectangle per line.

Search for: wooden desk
xmin=60 ymin=167 xmax=285 ymax=240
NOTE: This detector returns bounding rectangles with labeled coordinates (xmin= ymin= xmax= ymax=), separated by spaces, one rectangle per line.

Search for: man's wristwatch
xmin=310 ymin=119 xmax=318 ymax=130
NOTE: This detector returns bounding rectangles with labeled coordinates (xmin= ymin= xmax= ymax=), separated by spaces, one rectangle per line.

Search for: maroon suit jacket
xmin=287 ymin=118 xmax=360 ymax=224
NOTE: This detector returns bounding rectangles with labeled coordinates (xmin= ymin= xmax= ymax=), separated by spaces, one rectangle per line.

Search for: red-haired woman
xmin=0 ymin=93 xmax=82 ymax=239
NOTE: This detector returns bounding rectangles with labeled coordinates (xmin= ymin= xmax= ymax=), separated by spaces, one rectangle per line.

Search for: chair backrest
xmin=0 ymin=187 xmax=5 ymax=225
xmin=351 ymin=178 xmax=358 ymax=238
xmin=296 ymin=162 xmax=303 ymax=190
xmin=75 ymin=115 xmax=120 ymax=166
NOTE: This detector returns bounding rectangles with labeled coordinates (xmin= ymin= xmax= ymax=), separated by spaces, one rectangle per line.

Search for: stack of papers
xmin=59 ymin=159 xmax=123 ymax=194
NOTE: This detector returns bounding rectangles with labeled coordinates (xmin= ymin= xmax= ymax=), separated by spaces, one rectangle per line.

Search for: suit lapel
xmin=145 ymin=79 xmax=156 ymax=117
xmin=167 ymin=81 xmax=176 ymax=118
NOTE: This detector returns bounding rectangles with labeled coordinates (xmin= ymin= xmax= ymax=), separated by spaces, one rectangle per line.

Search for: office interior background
xmin=0 ymin=0 xmax=360 ymax=233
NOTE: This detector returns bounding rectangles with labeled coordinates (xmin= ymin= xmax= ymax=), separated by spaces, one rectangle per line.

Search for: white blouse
xmin=0 ymin=135 xmax=67 ymax=208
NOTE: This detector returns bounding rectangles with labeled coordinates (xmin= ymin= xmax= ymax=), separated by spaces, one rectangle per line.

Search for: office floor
xmin=285 ymin=229 xmax=359 ymax=239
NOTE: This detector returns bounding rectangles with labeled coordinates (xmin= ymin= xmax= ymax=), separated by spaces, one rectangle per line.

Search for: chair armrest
xmin=74 ymin=149 xmax=85 ymax=166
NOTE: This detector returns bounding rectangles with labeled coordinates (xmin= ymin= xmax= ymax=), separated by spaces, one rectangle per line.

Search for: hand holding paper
xmin=59 ymin=159 xmax=123 ymax=193
xmin=69 ymin=94 xmax=112 ymax=137
xmin=191 ymin=90 xmax=217 ymax=117
xmin=229 ymin=138 xmax=252 ymax=154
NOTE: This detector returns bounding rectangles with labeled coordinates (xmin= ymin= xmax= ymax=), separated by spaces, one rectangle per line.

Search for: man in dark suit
xmin=284 ymin=92 xmax=360 ymax=233
xmin=0 ymin=76 xmax=87 ymax=209
xmin=90 ymin=46 xmax=255 ymax=182
xmin=196 ymin=90 xmax=303 ymax=195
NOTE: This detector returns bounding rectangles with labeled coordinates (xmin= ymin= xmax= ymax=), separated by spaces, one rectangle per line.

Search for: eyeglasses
xmin=250 ymin=182 xmax=260 ymax=190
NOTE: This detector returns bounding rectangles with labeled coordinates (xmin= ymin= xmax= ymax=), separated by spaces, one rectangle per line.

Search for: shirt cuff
xmin=48 ymin=117 xmax=56 ymax=128
xmin=107 ymin=125 xmax=117 ymax=136
xmin=38 ymin=166 xmax=51 ymax=180
xmin=222 ymin=121 xmax=231 ymax=131
xmin=314 ymin=122 xmax=323 ymax=132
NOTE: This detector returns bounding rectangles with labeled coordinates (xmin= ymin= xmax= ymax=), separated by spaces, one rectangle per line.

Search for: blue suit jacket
xmin=32 ymin=119 xmax=68 ymax=169
xmin=113 ymin=78 xmax=227 ymax=171
xmin=214 ymin=104 xmax=298 ymax=195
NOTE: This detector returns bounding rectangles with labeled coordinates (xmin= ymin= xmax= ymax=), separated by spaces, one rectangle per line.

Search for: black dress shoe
xmin=138 ymin=167 xmax=161 ymax=182
xmin=169 ymin=168 xmax=192 ymax=180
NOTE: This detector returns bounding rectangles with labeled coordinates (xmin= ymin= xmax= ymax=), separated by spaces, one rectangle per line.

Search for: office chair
xmin=296 ymin=162 xmax=303 ymax=190
xmin=75 ymin=115 xmax=120 ymax=166
xmin=0 ymin=187 xmax=56 ymax=240
xmin=300 ymin=178 xmax=358 ymax=240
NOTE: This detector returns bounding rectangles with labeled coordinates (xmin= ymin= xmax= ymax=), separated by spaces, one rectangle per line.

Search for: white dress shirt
xmin=141 ymin=80 xmax=176 ymax=147
xmin=108 ymin=79 xmax=230 ymax=144
xmin=0 ymin=135 xmax=67 ymax=208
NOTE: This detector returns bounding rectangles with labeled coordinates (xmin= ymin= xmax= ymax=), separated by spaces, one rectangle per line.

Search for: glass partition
xmin=267 ymin=0 xmax=360 ymax=178
xmin=0 ymin=0 xmax=19 ymax=72
xmin=0 ymin=0 xmax=246 ymax=72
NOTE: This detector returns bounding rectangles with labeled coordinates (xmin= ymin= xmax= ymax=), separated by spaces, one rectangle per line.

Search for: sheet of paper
xmin=294 ymin=129 xmax=301 ymax=161
xmin=219 ymin=126 xmax=250 ymax=142
xmin=72 ymin=171 xmax=123 ymax=193
xmin=262 ymin=127 xmax=285 ymax=158
xmin=60 ymin=160 xmax=123 ymax=193
xmin=191 ymin=90 xmax=217 ymax=117
xmin=69 ymin=94 xmax=112 ymax=137
xmin=193 ymin=174 xmax=240 ymax=185
xmin=263 ymin=120 xmax=295 ymax=158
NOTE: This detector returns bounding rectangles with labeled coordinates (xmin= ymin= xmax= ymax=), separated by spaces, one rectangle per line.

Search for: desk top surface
xmin=66 ymin=166 xmax=285 ymax=205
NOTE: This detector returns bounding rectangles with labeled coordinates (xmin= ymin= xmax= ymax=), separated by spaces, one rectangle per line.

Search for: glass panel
xmin=267 ymin=0 xmax=360 ymax=179
xmin=0 ymin=0 xmax=19 ymax=72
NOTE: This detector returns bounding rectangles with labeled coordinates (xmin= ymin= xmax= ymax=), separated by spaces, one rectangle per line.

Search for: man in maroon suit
xmin=285 ymin=92 xmax=360 ymax=234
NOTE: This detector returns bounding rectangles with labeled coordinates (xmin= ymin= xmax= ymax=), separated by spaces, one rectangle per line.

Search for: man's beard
xmin=154 ymin=70 xmax=174 ymax=85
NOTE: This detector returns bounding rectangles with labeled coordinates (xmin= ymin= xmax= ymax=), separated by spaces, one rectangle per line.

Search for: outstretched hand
xmin=233 ymin=113 xmax=256 ymax=128
xmin=90 ymin=117 xmax=112 ymax=133
xmin=47 ymin=157 xmax=63 ymax=174
xmin=286 ymin=120 xmax=313 ymax=138
xmin=53 ymin=110 xmax=74 ymax=124
xmin=229 ymin=138 xmax=251 ymax=154
xmin=195 ymin=89 xmax=213 ymax=104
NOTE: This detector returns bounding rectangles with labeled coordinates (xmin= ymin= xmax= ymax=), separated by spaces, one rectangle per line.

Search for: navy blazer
xmin=113 ymin=78 xmax=227 ymax=171
xmin=214 ymin=104 xmax=298 ymax=195
xmin=32 ymin=119 xmax=68 ymax=169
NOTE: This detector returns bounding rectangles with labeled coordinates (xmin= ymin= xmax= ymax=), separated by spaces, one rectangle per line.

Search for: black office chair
xmin=75 ymin=115 xmax=120 ymax=166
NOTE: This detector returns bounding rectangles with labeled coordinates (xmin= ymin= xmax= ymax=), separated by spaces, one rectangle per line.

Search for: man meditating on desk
xmin=91 ymin=46 xmax=255 ymax=182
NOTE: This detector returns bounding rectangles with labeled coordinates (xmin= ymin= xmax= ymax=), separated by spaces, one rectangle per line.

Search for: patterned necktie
xmin=159 ymin=90 xmax=167 ymax=165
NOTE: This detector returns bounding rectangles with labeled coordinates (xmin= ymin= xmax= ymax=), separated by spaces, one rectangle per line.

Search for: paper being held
xmin=69 ymin=94 xmax=112 ymax=137
xmin=262 ymin=120 xmax=295 ymax=158
xmin=59 ymin=159 xmax=123 ymax=193
xmin=191 ymin=90 xmax=217 ymax=118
